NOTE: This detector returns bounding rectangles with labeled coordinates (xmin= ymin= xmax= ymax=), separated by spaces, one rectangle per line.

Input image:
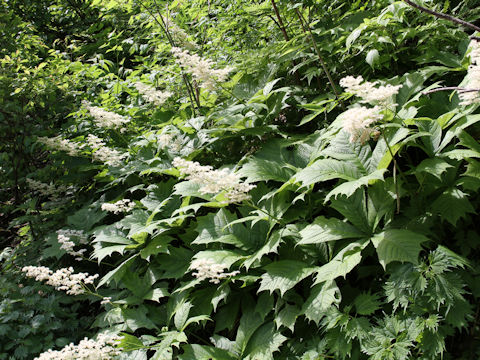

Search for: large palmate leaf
xmin=297 ymin=216 xmax=365 ymax=245
xmin=258 ymin=260 xmax=317 ymax=296
xmin=371 ymin=229 xmax=429 ymax=269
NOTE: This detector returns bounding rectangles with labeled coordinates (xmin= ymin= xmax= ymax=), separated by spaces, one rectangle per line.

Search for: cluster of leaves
xmin=2 ymin=0 xmax=480 ymax=359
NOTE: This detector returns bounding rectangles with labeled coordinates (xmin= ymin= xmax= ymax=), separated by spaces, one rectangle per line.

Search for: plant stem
xmin=402 ymin=0 xmax=480 ymax=33
xmin=422 ymin=87 xmax=480 ymax=95
xmin=295 ymin=9 xmax=340 ymax=100
xmin=245 ymin=200 xmax=286 ymax=226
xmin=381 ymin=131 xmax=403 ymax=214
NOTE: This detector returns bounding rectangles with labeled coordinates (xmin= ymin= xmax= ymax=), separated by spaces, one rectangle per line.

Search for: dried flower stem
xmin=403 ymin=0 xmax=480 ymax=33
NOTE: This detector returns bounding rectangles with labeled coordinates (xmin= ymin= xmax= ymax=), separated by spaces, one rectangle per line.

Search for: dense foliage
xmin=2 ymin=0 xmax=480 ymax=359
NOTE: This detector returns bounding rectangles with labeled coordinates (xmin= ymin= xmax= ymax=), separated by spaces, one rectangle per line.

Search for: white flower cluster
xmin=162 ymin=15 xmax=197 ymax=49
xmin=57 ymin=229 xmax=88 ymax=261
xmin=135 ymin=82 xmax=173 ymax=106
xmin=340 ymin=106 xmax=383 ymax=144
xmin=26 ymin=178 xmax=69 ymax=201
xmin=340 ymin=75 xmax=402 ymax=107
xmin=172 ymin=157 xmax=255 ymax=203
xmin=86 ymin=135 xmax=127 ymax=167
xmin=22 ymin=266 xmax=99 ymax=295
xmin=190 ymin=258 xmax=239 ymax=284
xmin=34 ymin=333 xmax=122 ymax=360
xmin=101 ymin=199 xmax=135 ymax=214
xmin=83 ymin=102 xmax=129 ymax=129
xmin=460 ymin=41 xmax=480 ymax=106
xmin=159 ymin=132 xmax=182 ymax=152
xmin=37 ymin=136 xmax=83 ymax=156
xmin=171 ymin=47 xmax=233 ymax=90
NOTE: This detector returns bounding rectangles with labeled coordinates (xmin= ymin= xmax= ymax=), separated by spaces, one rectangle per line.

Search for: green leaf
xmin=297 ymin=216 xmax=365 ymax=245
xmin=243 ymin=229 xmax=284 ymax=270
xmin=243 ymin=322 xmax=287 ymax=360
xmin=325 ymin=169 xmax=386 ymax=201
xmin=258 ymin=260 xmax=317 ymax=296
xmin=371 ymin=230 xmax=429 ymax=269
xmin=314 ymin=240 xmax=368 ymax=285
xmin=239 ymin=139 xmax=308 ymax=183
xmin=294 ymin=159 xmax=361 ymax=188
xmin=67 ymin=205 xmax=106 ymax=231
xmin=144 ymin=287 xmax=170 ymax=302
xmin=302 ymin=281 xmax=341 ymax=324
xmin=179 ymin=345 xmax=236 ymax=360
xmin=193 ymin=208 xmax=253 ymax=249
xmin=97 ymin=254 xmax=139 ymax=288
xmin=122 ymin=306 xmax=158 ymax=331
xmin=140 ymin=236 xmax=173 ymax=260
xmin=331 ymin=190 xmax=371 ymax=234
xmin=275 ymin=304 xmax=299 ymax=332
xmin=324 ymin=130 xmax=372 ymax=173
xmin=431 ymin=188 xmax=475 ymax=226
xmin=118 ymin=333 xmax=144 ymax=351
xmin=416 ymin=158 xmax=453 ymax=180
xmin=353 ymin=293 xmax=382 ymax=315
xmin=234 ymin=307 xmax=264 ymax=355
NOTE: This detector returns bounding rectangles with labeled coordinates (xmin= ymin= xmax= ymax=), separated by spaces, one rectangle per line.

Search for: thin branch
xmin=270 ymin=0 xmax=290 ymax=41
xmin=403 ymin=0 xmax=480 ymax=33
xmin=422 ymin=87 xmax=480 ymax=95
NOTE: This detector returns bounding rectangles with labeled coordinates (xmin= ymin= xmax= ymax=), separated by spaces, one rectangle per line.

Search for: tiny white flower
xmin=83 ymin=102 xmax=129 ymax=128
xmin=190 ymin=258 xmax=240 ymax=284
xmin=340 ymin=106 xmax=383 ymax=143
xmin=340 ymin=75 xmax=401 ymax=107
xmin=135 ymin=82 xmax=172 ymax=106
xmin=101 ymin=199 xmax=135 ymax=214
xmin=171 ymin=47 xmax=233 ymax=90
xmin=34 ymin=333 xmax=122 ymax=360
xmin=22 ymin=266 xmax=99 ymax=296
xmin=173 ymin=157 xmax=255 ymax=203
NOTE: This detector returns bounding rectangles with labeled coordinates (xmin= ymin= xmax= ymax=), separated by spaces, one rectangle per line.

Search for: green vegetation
xmin=1 ymin=0 xmax=480 ymax=358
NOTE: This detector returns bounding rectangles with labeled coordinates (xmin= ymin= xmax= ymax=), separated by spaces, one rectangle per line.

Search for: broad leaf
xmin=297 ymin=216 xmax=365 ymax=245
xmin=302 ymin=280 xmax=341 ymax=324
xmin=258 ymin=260 xmax=317 ymax=296
xmin=314 ymin=240 xmax=369 ymax=285
xmin=371 ymin=229 xmax=429 ymax=269
xmin=243 ymin=322 xmax=287 ymax=360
